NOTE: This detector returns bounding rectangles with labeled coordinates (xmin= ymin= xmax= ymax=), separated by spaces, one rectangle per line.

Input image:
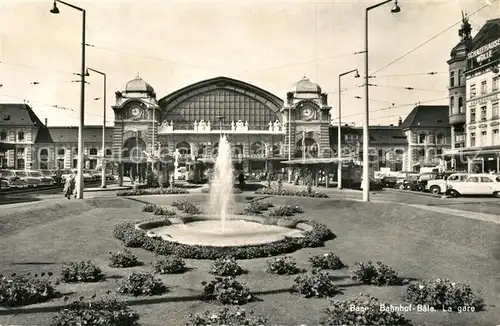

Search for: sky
xmin=0 ymin=0 xmax=499 ymax=127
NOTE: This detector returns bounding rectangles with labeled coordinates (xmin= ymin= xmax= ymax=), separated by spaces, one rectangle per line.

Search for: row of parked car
xmin=0 ymin=168 xmax=115 ymax=191
xmin=380 ymin=171 xmax=500 ymax=197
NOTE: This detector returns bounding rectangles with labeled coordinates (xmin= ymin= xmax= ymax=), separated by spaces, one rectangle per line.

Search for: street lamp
xmin=86 ymin=67 xmax=107 ymax=188
xmin=50 ymin=0 xmax=86 ymax=199
xmin=363 ymin=0 xmax=400 ymax=202
xmin=338 ymin=69 xmax=359 ymax=189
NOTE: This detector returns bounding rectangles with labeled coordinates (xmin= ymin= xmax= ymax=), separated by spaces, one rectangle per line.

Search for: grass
xmin=0 ymin=194 xmax=499 ymax=325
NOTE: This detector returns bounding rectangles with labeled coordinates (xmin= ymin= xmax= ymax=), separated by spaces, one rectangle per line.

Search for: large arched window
xmin=176 ymin=142 xmax=191 ymax=155
xmin=57 ymin=148 xmax=65 ymax=156
xmin=294 ymin=138 xmax=318 ymax=158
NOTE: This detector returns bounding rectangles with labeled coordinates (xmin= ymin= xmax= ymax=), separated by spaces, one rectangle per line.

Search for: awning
xmin=281 ymin=157 xmax=353 ymax=165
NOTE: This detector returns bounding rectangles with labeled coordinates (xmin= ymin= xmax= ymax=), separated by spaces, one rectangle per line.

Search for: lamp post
xmin=50 ymin=0 xmax=86 ymax=199
xmin=338 ymin=69 xmax=360 ymax=189
xmin=87 ymin=67 xmax=107 ymax=188
xmin=286 ymin=105 xmax=292 ymax=183
xmin=363 ymin=0 xmax=400 ymax=202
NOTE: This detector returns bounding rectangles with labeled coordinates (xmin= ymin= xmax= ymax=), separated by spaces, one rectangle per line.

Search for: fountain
xmin=137 ymin=135 xmax=306 ymax=247
xmin=209 ymin=135 xmax=234 ymax=231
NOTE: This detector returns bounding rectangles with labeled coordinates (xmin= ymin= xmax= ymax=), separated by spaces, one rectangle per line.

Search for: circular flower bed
xmin=113 ymin=214 xmax=335 ymax=260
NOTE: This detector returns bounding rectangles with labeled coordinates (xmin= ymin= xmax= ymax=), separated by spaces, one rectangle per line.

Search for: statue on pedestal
xmin=207 ymin=121 xmax=211 ymax=130
xmin=244 ymin=121 xmax=248 ymax=130
xmin=268 ymin=121 xmax=273 ymax=131
xmin=274 ymin=120 xmax=281 ymax=132
xmin=194 ymin=120 xmax=198 ymax=131
xmin=236 ymin=120 xmax=243 ymax=130
xmin=199 ymin=120 xmax=206 ymax=131
xmin=231 ymin=121 xmax=236 ymax=131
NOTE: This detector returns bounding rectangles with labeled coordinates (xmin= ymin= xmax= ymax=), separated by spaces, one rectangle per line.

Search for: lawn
xmin=0 ymin=193 xmax=498 ymax=325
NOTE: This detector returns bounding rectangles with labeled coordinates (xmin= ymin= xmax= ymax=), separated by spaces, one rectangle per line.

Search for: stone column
xmin=117 ymin=163 xmax=123 ymax=186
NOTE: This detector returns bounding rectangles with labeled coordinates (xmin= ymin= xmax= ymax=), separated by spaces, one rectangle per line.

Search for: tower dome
xmin=123 ymin=74 xmax=155 ymax=96
xmin=290 ymin=76 xmax=322 ymax=94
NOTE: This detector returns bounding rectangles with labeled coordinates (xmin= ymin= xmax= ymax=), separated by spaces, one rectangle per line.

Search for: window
xmin=493 ymin=76 xmax=499 ymax=91
xmin=470 ymin=132 xmax=476 ymax=147
xmin=436 ymin=133 xmax=444 ymax=144
xmin=450 ymin=96 xmax=454 ymax=113
xmin=89 ymin=148 xmax=98 ymax=155
xmin=418 ymin=133 xmax=426 ymax=144
xmin=480 ymin=106 xmax=487 ymax=120
xmin=493 ymin=102 xmax=499 ymax=118
xmin=480 ymin=176 xmax=492 ymax=182
xmin=105 ymin=149 xmax=112 ymax=156
xmin=493 ymin=129 xmax=499 ymax=146
xmin=458 ymin=69 xmax=464 ymax=85
xmin=16 ymin=158 xmax=25 ymax=169
xmin=17 ymin=131 xmax=24 ymax=141
xmin=3 ymin=115 xmax=10 ymax=121
xmin=480 ymin=80 xmax=487 ymax=94
xmin=480 ymin=131 xmax=487 ymax=146
xmin=0 ymin=131 xmax=6 ymax=141
xmin=39 ymin=162 xmax=48 ymax=170
xmin=57 ymin=159 xmax=64 ymax=169
xmin=470 ymin=84 xmax=476 ymax=98
xmin=467 ymin=176 xmax=479 ymax=182
xmin=73 ymin=148 xmax=78 ymax=155
xmin=449 ymin=71 xmax=455 ymax=87
xmin=470 ymin=108 xmax=476 ymax=122
xmin=458 ymin=97 xmax=463 ymax=113
xmin=57 ymin=148 xmax=65 ymax=156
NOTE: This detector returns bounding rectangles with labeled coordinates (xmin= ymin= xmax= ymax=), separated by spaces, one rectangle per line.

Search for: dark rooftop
xmin=35 ymin=126 xmax=114 ymax=144
xmin=0 ymin=103 xmax=45 ymax=127
xmin=400 ymin=105 xmax=450 ymax=129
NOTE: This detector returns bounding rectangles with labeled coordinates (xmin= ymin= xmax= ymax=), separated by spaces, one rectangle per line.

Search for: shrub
xmin=172 ymin=200 xmax=201 ymax=215
xmin=210 ymin=257 xmax=245 ymax=277
xmin=268 ymin=205 xmax=304 ymax=217
xmin=117 ymin=271 xmax=167 ymax=296
xmin=61 ymin=261 xmax=104 ymax=283
xmin=266 ymin=256 xmax=300 ymax=275
xmin=0 ymin=273 xmax=56 ymax=307
xmin=243 ymin=203 xmax=263 ymax=215
xmin=153 ymin=205 xmax=177 ymax=216
xmin=151 ymin=256 xmax=187 ymax=274
xmin=141 ymin=203 xmax=156 ymax=213
xmin=187 ymin=307 xmax=266 ymax=326
xmin=113 ymin=218 xmax=335 ymax=260
xmin=202 ymin=188 xmax=242 ymax=194
xmin=255 ymin=187 xmax=328 ymax=198
xmin=350 ymin=261 xmax=400 ymax=286
xmin=406 ymin=278 xmax=484 ymax=312
xmin=322 ymin=293 xmax=414 ymax=326
xmin=202 ymin=277 xmax=254 ymax=305
xmin=116 ymin=187 xmax=188 ymax=196
xmin=109 ymin=249 xmax=140 ymax=268
xmin=293 ymin=270 xmax=339 ymax=298
xmin=52 ymin=296 xmax=140 ymax=326
xmin=309 ymin=253 xmax=346 ymax=270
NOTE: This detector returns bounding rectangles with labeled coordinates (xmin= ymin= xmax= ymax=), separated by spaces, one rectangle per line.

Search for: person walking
xmin=63 ymin=174 xmax=75 ymax=199
xmin=238 ymin=171 xmax=245 ymax=190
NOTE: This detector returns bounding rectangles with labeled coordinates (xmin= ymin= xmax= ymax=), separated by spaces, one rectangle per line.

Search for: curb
xmin=383 ymin=187 xmax=440 ymax=198
xmin=84 ymin=186 xmax=132 ymax=192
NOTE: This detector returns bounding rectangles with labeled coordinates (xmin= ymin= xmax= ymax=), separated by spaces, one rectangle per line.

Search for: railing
xmin=157 ymin=120 xmax=285 ymax=134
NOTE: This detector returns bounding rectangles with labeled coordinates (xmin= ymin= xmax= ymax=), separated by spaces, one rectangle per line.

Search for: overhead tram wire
xmin=370 ymin=1 xmax=497 ymax=76
xmin=361 ymin=83 xmax=446 ymax=92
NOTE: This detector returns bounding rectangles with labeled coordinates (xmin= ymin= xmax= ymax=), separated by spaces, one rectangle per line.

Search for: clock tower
xmin=111 ymin=75 xmax=161 ymax=184
xmin=282 ymin=76 xmax=332 ymax=160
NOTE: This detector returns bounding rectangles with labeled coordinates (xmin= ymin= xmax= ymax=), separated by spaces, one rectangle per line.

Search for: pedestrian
xmin=63 ymin=173 xmax=75 ymax=199
xmin=238 ymin=171 xmax=245 ymax=190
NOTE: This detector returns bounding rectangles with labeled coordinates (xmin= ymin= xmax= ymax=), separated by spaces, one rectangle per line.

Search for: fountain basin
xmin=136 ymin=215 xmax=305 ymax=247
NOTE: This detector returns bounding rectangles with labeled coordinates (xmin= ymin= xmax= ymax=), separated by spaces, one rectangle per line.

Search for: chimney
xmin=45 ymin=118 xmax=48 ymax=126
xmin=398 ymin=116 xmax=402 ymax=126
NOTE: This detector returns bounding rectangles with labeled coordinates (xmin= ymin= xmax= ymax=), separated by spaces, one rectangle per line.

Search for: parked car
xmin=395 ymin=171 xmax=419 ymax=189
xmin=1 ymin=179 xmax=10 ymax=191
xmin=401 ymin=174 xmax=420 ymax=190
xmin=426 ymin=173 xmax=468 ymax=194
xmin=446 ymin=174 xmax=500 ymax=197
xmin=39 ymin=170 xmax=57 ymax=185
xmin=13 ymin=170 xmax=41 ymax=187
xmin=0 ymin=169 xmax=28 ymax=188
xmin=28 ymin=170 xmax=54 ymax=186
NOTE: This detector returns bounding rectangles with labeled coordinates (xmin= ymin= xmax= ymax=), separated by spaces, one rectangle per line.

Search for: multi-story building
xmin=400 ymin=105 xmax=451 ymax=171
xmin=447 ymin=13 xmax=473 ymax=171
xmin=0 ymin=103 xmax=114 ymax=170
xmin=461 ymin=18 xmax=500 ymax=173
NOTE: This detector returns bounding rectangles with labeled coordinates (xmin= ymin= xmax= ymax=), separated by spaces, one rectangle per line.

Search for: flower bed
xmin=172 ymin=200 xmax=202 ymax=215
xmin=255 ymin=187 xmax=328 ymax=198
xmin=201 ymin=277 xmax=254 ymax=305
xmin=52 ymin=296 xmax=140 ymax=326
xmin=61 ymin=261 xmax=104 ymax=283
xmin=109 ymin=249 xmax=140 ymax=268
xmin=293 ymin=270 xmax=339 ymax=298
xmin=210 ymin=257 xmax=245 ymax=276
xmin=187 ymin=307 xmax=266 ymax=326
xmin=0 ymin=273 xmax=57 ymax=307
xmin=405 ymin=278 xmax=484 ymax=312
xmin=116 ymin=187 xmax=189 ymax=196
xmin=113 ymin=214 xmax=335 ymax=260
xmin=350 ymin=261 xmax=400 ymax=286
xmin=309 ymin=252 xmax=346 ymax=270
xmin=151 ymin=256 xmax=188 ymax=274
xmin=266 ymin=256 xmax=301 ymax=275
xmin=117 ymin=271 xmax=167 ymax=296
xmin=201 ymin=187 xmax=242 ymax=194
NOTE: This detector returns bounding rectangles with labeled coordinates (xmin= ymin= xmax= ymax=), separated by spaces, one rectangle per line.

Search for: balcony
xmin=449 ymin=112 xmax=466 ymax=125
xmin=157 ymin=120 xmax=286 ymax=135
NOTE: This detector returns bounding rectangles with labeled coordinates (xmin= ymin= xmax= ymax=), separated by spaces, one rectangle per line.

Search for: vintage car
xmin=425 ymin=173 xmax=469 ymax=194
xmin=13 ymin=170 xmax=41 ymax=187
xmin=446 ymin=174 xmax=500 ymax=197
xmin=1 ymin=178 xmax=10 ymax=191
xmin=28 ymin=170 xmax=54 ymax=186
xmin=40 ymin=170 xmax=57 ymax=185
xmin=0 ymin=169 xmax=28 ymax=188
